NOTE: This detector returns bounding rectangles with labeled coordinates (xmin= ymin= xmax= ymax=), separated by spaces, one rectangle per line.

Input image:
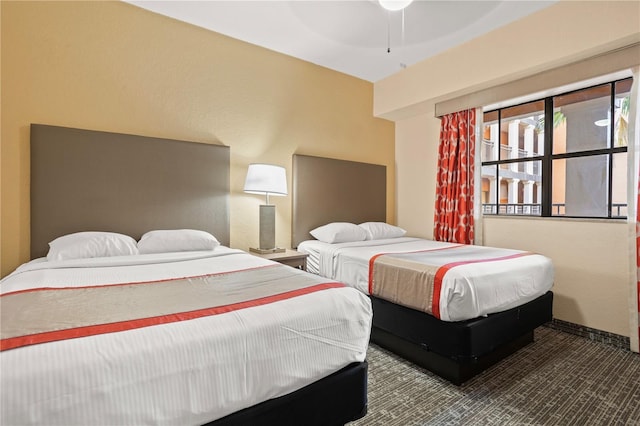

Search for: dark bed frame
xmin=292 ymin=153 xmax=553 ymax=385
xmin=29 ymin=124 xmax=368 ymax=425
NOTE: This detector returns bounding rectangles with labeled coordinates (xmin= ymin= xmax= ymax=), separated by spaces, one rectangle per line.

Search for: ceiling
xmin=126 ymin=0 xmax=557 ymax=82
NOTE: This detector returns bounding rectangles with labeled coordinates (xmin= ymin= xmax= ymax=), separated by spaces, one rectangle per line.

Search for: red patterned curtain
xmin=433 ymin=109 xmax=476 ymax=244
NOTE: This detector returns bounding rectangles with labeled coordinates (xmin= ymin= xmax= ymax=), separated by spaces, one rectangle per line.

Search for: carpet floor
xmin=349 ymin=327 xmax=640 ymax=426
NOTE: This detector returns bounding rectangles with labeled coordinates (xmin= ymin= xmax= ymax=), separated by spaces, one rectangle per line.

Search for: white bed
xmin=0 ymin=247 xmax=372 ymax=426
xmin=292 ymin=155 xmax=555 ymax=385
xmin=298 ymin=237 xmax=554 ymax=322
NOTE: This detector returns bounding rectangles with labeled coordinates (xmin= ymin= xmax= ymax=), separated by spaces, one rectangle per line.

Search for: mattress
xmin=0 ymin=247 xmax=372 ymax=426
xmin=298 ymin=237 xmax=554 ymax=322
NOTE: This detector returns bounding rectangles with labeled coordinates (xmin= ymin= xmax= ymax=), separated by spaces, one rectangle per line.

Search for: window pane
xmin=482 ymin=112 xmax=499 ymax=162
xmin=499 ymin=101 xmax=544 ymax=161
xmin=614 ymin=78 xmax=633 ymax=148
xmin=481 ymin=165 xmax=497 ymax=214
xmin=552 ymin=155 xmax=609 ymax=217
xmin=496 ymin=160 xmax=542 ymax=216
xmin=612 ymin=152 xmax=627 ymax=217
xmin=553 ymin=84 xmax=611 ymax=154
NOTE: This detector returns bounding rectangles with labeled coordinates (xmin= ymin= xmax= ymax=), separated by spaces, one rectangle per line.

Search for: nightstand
xmin=252 ymin=249 xmax=308 ymax=271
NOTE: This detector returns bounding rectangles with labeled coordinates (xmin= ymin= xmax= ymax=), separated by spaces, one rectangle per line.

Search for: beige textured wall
xmin=482 ymin=218 xmax=629 ymax=337
xmin=0 ymin=1 xmax=395 ymax=277
xmin=379 ymin=1 xmax=640 ymax=337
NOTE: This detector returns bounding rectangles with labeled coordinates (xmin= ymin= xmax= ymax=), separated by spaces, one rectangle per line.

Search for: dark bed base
xmin=370 ymin=291 xmax=553 ymax=385
xmin=206 ymin=361 xmax=368 ymax=426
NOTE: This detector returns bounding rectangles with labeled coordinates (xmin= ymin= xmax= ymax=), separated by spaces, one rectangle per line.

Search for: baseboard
xmin=544 ymin=319 xmax=630 ymax=350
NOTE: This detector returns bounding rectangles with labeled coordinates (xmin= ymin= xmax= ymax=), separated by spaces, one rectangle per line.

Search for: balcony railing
xmin=482 ymin=140 xmax=541 ymax=163
xmin=482 ymin=204 xmax=541 ymax=216
xmin=483 ymin=203 xmax=627 ymax=218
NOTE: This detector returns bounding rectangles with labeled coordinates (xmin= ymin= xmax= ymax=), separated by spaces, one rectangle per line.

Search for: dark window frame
xmin=481 ymin=78 xmax=631 ymax=219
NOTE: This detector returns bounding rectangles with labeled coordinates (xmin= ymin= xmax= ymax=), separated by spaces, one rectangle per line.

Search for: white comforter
xmin=298 ymin=237 xmax=554 ymax=322
xmin=0 ymin=247 xmax=372 ymax=426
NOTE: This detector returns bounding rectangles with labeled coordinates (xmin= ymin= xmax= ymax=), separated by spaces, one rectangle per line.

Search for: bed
xmin=0 ymin=125 xmax=372 ymax=426
xmin=292 ymin=154 xmax=554 ymax=385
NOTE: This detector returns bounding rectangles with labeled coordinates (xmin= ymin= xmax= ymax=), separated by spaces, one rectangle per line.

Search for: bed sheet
xmin=297 ymin=237 xmax=553 ymax=322
xmin=0 ymin=247 xmax=372 ymax=425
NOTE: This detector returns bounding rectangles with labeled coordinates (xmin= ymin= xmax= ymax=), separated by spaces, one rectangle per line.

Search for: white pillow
xmin=310 ymin=222 xmax=367 ymax=244
xmin=359 ymin=222 xmax=406 ymax=240
xmin=138 ymin=229 xmax=220 ymax=254
xmin=47 ymin=231 xmax=139 ymax=261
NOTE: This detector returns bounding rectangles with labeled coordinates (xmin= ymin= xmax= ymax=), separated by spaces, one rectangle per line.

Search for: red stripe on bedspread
xmin=0 ymin=264 xmax=278 ymax=298
xmin=0 ymin=283 xmax=344 ymax=351
xmin=431 ymin=252 xmax=534 ymax=319
xmin=1 ymin=282 xmax=344 ymax=351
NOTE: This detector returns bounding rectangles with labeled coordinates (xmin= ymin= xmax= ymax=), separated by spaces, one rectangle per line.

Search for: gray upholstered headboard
xmin=291 ymin=154 xmax=386 ymax=248
xmin=30 ymin=124 xmax=230 ymax=259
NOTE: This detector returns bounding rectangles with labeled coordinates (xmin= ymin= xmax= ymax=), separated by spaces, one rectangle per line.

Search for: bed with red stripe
xmin=1 ymin=264 xmax=343 ymax=351
xmin=0 ymin=249 xmax=372 ymax=425
xmin=368 ymin=244 xmax=538 ymax=320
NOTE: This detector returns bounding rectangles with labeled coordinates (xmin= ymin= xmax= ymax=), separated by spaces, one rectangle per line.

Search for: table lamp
xmin=244 ymin=163 xmax=288 ymax=253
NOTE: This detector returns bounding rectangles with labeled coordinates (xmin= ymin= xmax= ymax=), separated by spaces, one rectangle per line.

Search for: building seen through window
xmin=481 ymin=77 xmax=632 ymax=219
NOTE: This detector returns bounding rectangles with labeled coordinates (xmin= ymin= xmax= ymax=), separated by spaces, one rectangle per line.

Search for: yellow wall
xmin=0 ymin=1 xmax=395 ymax=277
xmin=378 ymin=1 xmax=640 ymax=338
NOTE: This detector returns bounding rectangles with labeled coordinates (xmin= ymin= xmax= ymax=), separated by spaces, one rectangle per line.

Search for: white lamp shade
xmin=243 ymin=164 xmax=288 ymax=197
xmin=378 ymin=0 xmax=413 ymax=11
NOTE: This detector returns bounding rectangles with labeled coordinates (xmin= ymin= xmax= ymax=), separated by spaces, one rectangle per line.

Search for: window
xmin=481 ymin=77 xmax=632 ymax=219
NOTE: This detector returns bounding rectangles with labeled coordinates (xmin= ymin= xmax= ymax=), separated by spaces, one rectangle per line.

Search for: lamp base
xmin=250 ymin=247 xmax=286 ymax=254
